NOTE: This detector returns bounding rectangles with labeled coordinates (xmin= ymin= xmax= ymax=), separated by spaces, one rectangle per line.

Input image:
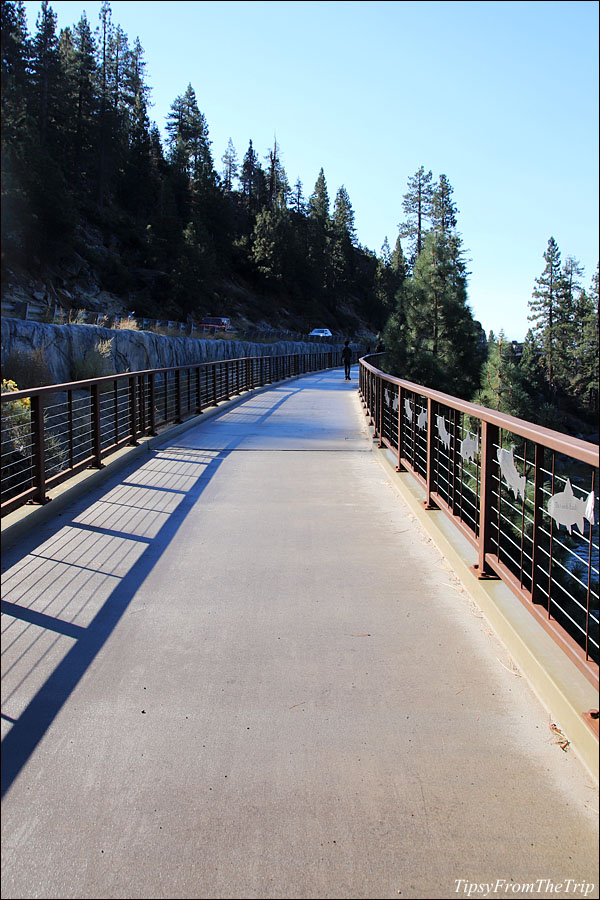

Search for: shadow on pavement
xmin=1 ymin=372 xmax=353 ymax=797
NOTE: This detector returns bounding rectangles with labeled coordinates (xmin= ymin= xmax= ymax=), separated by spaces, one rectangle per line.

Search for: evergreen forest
xmin=1 ymin=0 xmax=598 ymax=434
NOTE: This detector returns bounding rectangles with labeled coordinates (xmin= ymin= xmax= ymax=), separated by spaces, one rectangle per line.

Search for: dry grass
xmin=1 ymin=347 xmax=55 ymax=388
xmin=115 ymin=317 xmax=139 ymax=331
xmin=71 ymin=338 xmax=115 ymax=381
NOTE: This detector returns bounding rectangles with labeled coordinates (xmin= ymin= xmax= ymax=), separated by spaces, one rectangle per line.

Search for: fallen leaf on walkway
xmin=497 ymin=657 xmax=522 ymax=676
xmin=348 ymin=633 xmax=371 ymax=637
xmin=549 ymin=721 xmax=570 ymax=752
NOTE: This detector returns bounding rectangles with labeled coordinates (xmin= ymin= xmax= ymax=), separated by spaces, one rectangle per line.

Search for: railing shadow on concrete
xmin=1 ymin=378 xmax=320 ymax=798
xmin=1 ymin=350 xmax=343 ymax=517
xmin=359 ymin=355 xmax=599 ymax=693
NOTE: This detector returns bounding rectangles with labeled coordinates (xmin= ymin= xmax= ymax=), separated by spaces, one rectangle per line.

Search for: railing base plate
xmin=472 ymin=563 xmax=500 ymax=581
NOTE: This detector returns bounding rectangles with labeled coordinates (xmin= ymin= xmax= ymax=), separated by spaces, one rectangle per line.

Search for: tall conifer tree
xmin=398 ymin=165 xmax=433 ymax=264
xmin=528 ymin=237 xmax=562 ymax=393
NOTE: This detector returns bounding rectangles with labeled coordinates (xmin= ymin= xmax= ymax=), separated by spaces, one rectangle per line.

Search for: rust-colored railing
xmin=1 ymin=349 xmax=340 ymax=518
xmin=360 ymin=355 xmax=599 ymax=687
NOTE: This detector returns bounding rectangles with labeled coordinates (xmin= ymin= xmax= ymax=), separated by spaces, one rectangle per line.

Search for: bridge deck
xmin=1 ymin=369 xmax=598 ymax=899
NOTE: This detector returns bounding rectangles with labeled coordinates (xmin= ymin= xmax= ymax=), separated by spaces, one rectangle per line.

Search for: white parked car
xmin=309 ymin=328 xmax=333 ymax=337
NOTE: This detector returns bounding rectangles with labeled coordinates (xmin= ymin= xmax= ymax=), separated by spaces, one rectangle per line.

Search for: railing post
xmin=69 ymin=389 xmax=75 ymax=469
xmin=149 ymin=372 xmax=157 ymax=433
xmin=175 ymin=369 xmax=182 ymax=423
xmin=139 ymin=375 xmax=147 ymax=433
xmin=30 ymin=394 xmax=49 ymax=504
xmin=91 ymin=383 xmax=104 ymax=468
xmin=196 ymin=366 xmax=202 ymax=415
xmin=475 ymin=419 xmax=499 ymax=578
xmin=212 ymin=365 xmax=218 ymax=406
xmin=450 ymin=408 xmax=459 ymax=512
xmin=129 ymin=376 xmax=139 ymax=445
xmin=424 ymin=397 xmax=438 ymax=509
xmin=396 ymin=386 xmax=406 ymax=472
xmin=377 ymin=378 xmax=384 ymax=448
xmin=530 ymin=442 xmax=545 ymax=602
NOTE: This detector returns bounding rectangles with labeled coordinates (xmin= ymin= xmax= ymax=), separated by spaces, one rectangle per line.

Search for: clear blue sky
xmin=23 ymin=0 xmax=599 ymax=340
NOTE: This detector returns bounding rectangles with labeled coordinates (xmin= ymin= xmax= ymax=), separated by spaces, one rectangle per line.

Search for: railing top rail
xmin=360 ymin=355 xmax=600 ymax=469
xmin=1 ymin=351 xmax=332 ymax=404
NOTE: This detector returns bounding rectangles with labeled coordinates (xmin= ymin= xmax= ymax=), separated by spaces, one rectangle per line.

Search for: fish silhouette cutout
xmin=547 ymin=480 xmax=596 ymax=535
xmin=436 ymin=415 xmax=450 ymax=450
xmin=496 ymin=446 xmax=526 ymax=501
xmin=404 ymin=398 xmax=413 ymax=422
xmin=461 ymin=434 xmax=479 ymax=463
xmin=392 ymin=393 xmax=399 ymax=412
xmin=585 ymin=490 xmax=596 ymax=525
xmin=384 ymin=388 xmax=390 ymax=407
xmin=417 ymin=409 xmax=428 ymax=431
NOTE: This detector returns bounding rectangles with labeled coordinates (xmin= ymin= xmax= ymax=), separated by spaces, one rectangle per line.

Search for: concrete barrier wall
xmin=1 ymin=318 xmax=344 ymax=386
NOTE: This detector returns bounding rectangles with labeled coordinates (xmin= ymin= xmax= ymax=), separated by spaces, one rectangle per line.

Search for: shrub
xmin=67 ymin=308 xmax=87 ymax=325
xmin=71 ymin=338 xmax=115 ymax=382
xmin=1 ymin=347 xmax=55 ymax=388
xmin=115 ymin=317 xmax=138 ymax=330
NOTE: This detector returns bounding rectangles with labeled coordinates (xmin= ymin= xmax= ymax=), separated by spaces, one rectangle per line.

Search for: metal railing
xmin=360 ymin=355 xmax=599 ymax=687
xmin=1 ymin=349 xmax=340 ymax=518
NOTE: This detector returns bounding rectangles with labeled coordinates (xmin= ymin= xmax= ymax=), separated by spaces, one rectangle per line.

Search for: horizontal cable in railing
xmin=359 ymin=355 xmax=599 ymax=688
xmin=1 ymin=351 xmax=342 ymax=519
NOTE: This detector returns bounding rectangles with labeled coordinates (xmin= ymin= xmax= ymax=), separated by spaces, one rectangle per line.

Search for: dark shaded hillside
xmin=1 ymin=1 xmax=390 ymax=338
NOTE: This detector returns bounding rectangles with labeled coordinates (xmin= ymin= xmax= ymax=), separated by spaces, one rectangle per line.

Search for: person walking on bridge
xmin=342 ymin=340 xmax=352 ymax=380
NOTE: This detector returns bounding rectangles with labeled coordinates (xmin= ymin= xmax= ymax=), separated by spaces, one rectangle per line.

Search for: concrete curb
xmin=0 ymin=372 xmax=317 ymax=551
xmin=361 ymin=410 xmax=599 ymax=785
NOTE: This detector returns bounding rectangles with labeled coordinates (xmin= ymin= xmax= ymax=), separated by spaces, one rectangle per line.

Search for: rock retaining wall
xmin=1 ymin=319 xmax=344 ymax=387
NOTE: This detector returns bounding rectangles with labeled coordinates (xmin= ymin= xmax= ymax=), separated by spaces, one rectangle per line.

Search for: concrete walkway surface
xmin=1 ymin=368 xmax=598 ymax=899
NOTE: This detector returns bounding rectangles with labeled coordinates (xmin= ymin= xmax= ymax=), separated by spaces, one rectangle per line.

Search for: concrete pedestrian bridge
xmin=1 ymin=368 xmax=598 ymax=899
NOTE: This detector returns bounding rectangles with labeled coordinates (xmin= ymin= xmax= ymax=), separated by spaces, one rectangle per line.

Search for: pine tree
xmin=554 ymin=255 xmax=585 ymax=395
xmin=251 ymin=203 xmax=293 ymax=282
xmin=1 ymin=0 xmax=33 ymax=266
xmin=30 ymin=0 xmax=61 ymax=150
xmin=376 ymin=235 xmax=408 ymax=327
xmin=121 ymin=52 xmax=154 ymax=223
xmin=570 ymin=265 xmax=599 ymax=416
xmin=431 ymin=174 xmax=458 ymax=236
xmin=308 ymin=167 xmax=330 ymax=223
xmin=95 ymin=0 xmax=115 ymax=208
xmin=291 ymin=178 xmax=305 ymax=215
xmin=528 ymin=237 xmax=562 ymax=393
xmin=1 ymin=0 xmax=31 ymax=145
xmin=307 ymin=168 xmax=332 ymax=296
xmin=398 ymin=165 xmax=433 ymax=264
xmin=265 ymin=138 xmax=289 ymax=208
xmin=380 ymin=237 xmax=392 ymax=267
xmin=332 ymin=185 xmax=356 ymax=245
xmin=329 ymin=185 xmax=357 ymax=300
xmin=391 ymin=235 xmax=408 ymax=279
xmin=240 ymin=139 xmax=266 ymax=212
xmin=166 ymin=84 xmax=214 ymax=185
xmin=72 ymin=13 xmax=97 ymax=178
xmin=393 ymin=229 xmax=483 ymax=398
xmin=475 ymin=331 xmax=530 ymax=416
xmin=221 ymin=138 xmax=238 ymax=192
